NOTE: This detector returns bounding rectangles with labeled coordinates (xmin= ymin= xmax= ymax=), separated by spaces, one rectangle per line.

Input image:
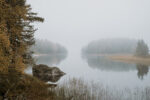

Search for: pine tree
xmin=135 ymin=40 xmax=149 ymax=57
xmin=0 ymin=0 xmax=44 ymax=72
xmin=0 ymin=24 xmax=11 ymax=73
xmin=0 ymin=1 xmax=11 ymax=73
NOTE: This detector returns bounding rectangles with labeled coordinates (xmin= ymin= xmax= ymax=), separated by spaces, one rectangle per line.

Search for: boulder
xmin=32 ymin=64 xmax=65 ymax=82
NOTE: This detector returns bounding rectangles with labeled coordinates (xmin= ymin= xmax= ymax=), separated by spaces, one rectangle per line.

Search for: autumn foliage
xmin=0 ymin=0 xmax=43 ymax=72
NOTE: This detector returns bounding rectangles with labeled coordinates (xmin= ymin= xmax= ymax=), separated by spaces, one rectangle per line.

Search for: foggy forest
xmin=0 ymin=0 xmax=150 ymax=100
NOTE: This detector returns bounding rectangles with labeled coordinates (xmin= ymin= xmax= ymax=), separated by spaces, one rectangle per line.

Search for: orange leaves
xmin=0 ymin=0 xmax=43 ymax=73
xmin=0 ymin=34 xmax=11 ymax=73
xmin=0 ymin=34 xmax=10 ymax=53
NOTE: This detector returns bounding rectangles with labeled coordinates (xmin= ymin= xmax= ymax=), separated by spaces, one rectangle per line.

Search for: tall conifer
xmin=0 ymin=0 xmax=43 ymax=72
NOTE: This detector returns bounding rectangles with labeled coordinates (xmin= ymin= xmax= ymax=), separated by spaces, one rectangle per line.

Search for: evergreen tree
xmin=135 ymin=40 xmax=149 ymax=57
xmin=0 ymin=23 xmax=11 ymax=73
xmin=0 ymin=0 xmax=44 ymax=72
xmin=0 ymin=1 xmax=11 ymax=73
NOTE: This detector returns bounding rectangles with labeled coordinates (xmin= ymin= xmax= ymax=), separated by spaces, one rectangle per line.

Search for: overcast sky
xmin=28 ymin=0 xmax=150 ymax=49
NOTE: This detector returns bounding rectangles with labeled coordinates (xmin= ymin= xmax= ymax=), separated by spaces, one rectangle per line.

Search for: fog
xmin=28 ymin=0 xmax=150 ymax=50
xmin=24 ymin=0 xmax=150 ymax=94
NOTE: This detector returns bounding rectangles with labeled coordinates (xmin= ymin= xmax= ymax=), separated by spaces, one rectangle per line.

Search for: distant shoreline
xmin=107 ymin=55 xmax=150 ymax=65
xmin=33 ymin=53 xmax=67 ymax=57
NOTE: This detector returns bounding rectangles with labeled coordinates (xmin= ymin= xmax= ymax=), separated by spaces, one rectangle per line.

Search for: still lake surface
xmin=25 ymin=50 xmax=150 ymax=90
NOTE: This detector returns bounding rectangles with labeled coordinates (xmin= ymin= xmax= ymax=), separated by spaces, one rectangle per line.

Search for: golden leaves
xmin=0 ymin=34 xmax=11 ymax=73
xmin=0 ymin=0 xmax=43 ymax=73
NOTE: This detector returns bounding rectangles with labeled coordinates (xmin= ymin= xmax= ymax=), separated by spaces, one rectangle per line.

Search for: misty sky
xmin=28 ymin=0 xmax=150 ymax=49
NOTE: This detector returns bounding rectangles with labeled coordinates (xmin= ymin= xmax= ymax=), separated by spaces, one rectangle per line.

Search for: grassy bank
xmin=1 ymin=72 xmax=150 ymax=100
xmin=0 ymin=71 xmax=56 ymax=100
xmin=108 ymin=55 xmax=150 ymax=65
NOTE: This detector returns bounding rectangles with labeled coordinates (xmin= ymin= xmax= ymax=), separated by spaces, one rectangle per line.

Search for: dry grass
xmin=1 ymin=73 xmax=150 ymax=100
xmin=54 ymin=78 xmax=150 ymax=100
xmin=0 ymin=71 xmax=56 ymax=100
xmin=108 ymin=55 xmax=150 ymax=65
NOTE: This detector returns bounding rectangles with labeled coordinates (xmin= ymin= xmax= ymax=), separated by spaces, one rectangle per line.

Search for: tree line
xmin=31 ymin=39 xmax=68 ymax=55
xmin=82 ymin=38 xmax=149 ymax=57
xmin=82 ymin=38 xmax=137 ymax=54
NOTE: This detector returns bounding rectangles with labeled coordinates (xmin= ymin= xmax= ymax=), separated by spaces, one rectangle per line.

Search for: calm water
xmin=25 ymin=50 xmax=150 ymax=90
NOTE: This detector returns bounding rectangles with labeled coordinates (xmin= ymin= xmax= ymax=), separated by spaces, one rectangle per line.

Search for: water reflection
xmin=136 ymin=64 xmax=149 ymax=80
xmin=82 ymin=54 xmax=150 ymax=80
xmin=34 ymin=54 xmax=67 ymax=66
xmin=82 ymin=55 xmax=136 ymax=71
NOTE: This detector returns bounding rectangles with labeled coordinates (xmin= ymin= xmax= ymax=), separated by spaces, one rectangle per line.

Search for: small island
xmin=82 ymin=39 xmax=150 ymax=66
xmin=108 ymin=40 xmax=150 ymax=65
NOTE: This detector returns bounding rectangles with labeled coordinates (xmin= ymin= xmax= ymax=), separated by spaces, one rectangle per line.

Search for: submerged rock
xmin=32 ymin=64 xmax=65 ymax=82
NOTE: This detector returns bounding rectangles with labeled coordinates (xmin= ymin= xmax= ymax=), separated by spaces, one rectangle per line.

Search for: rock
xmin=32 ymin=64 xmax=65 ymax=82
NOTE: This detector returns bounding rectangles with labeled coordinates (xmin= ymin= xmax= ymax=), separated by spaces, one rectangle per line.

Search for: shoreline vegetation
xmin=1 ymin=0 xmax=150 ymax=99
xmin=107 ymin=55 xmax=150 ymax=65
xmin=1 ymin=71 xmax=150 ymax=100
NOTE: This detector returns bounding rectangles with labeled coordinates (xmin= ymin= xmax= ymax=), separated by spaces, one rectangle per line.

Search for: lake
xmin=25 ymin=50 xmax=150 ymax=90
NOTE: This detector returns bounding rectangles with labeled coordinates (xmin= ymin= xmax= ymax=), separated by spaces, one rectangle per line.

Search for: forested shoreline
xmin=31 ymin=39 xmax=67 ymax=55
xmin=0 ymin=0 xmax=150 ymax=100
xmin=82 ymin=38 xmax=137 ymax=55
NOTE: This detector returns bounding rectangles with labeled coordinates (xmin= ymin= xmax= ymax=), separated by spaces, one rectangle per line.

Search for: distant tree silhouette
xmin=32 ymin=39 xmax=68 ymax=55
xmin=82 ymin=38 xmax=137 ymax=54
xmin=135 ymin=40 xmax=149 ymax=57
